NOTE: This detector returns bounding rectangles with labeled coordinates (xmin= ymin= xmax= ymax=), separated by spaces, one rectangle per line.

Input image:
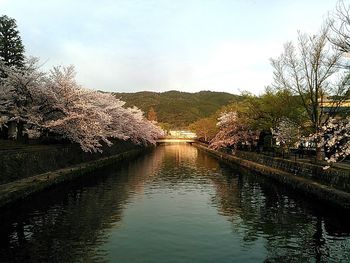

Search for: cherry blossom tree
xmin=209 ymin=111 xmax=258 ymax=150
xmin=103 ymin=102 xmax=163 ymax=147
xmin=271 ymin=117 xmax=300 ymax=154
xmin=0 ymin=57 xmax=45 ymax=139
xmin=0 ymin=60 xmax=164 ymax=152
xmin=39 ymin=66 xmax=112 ymax=152
xmin=40 ymin=66 xmax=163 ymax=152
xmin=306 ymin=117 xmax=349 ymax=167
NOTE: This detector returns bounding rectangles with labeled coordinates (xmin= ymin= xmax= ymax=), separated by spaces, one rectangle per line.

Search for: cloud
xmin=171 ymin=40 xmax=284 ymax=94
xmin=54 ymin=41 xmax=124 ymax=90
xmin=0 ymin=0 xmax=337 ymax=94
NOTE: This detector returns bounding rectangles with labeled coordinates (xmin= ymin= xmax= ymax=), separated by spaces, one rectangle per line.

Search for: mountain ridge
xmin=113 ymin=90 xmax=241 ymax=128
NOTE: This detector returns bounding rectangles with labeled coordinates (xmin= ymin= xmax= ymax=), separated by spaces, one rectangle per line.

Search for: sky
xmin=0 ymin=0 xmax=339 ymax=94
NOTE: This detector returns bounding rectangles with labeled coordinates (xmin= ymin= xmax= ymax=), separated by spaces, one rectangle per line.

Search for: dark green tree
xmin=0 ymin=15 xmax=25 ymax=68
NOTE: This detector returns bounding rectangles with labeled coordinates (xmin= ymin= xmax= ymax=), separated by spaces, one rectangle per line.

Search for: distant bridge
xmin=156 ymin=137 xmax=195 ymax=144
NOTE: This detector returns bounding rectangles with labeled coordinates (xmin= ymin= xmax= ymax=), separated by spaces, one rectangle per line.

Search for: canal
xmin=0 ymin=143 xmax=349 ymax=262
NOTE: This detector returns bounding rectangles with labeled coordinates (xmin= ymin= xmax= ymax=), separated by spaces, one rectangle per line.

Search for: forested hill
xmin=113 ymin=90 xmax=240 ymax=128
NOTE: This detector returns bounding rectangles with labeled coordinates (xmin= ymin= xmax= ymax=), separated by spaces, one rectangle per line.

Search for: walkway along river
xmin=0 ymin=143 xmax=349 ymax=262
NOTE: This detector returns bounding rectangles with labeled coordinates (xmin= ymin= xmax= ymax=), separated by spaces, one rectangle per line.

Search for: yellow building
xmin=320 ymin=98 xmax=350 ymax=115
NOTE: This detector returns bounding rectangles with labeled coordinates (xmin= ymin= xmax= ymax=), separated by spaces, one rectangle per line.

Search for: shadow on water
xmin=0 ymin=143 xmax=349 ymax=263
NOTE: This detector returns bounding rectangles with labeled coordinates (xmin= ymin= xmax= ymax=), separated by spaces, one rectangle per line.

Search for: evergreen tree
xmin=0 ymin=15 xmax=25 ymax=68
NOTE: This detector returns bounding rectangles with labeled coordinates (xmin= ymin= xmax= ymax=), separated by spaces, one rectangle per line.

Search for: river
xmin=0 ymin=143 xmax=349 ymax=262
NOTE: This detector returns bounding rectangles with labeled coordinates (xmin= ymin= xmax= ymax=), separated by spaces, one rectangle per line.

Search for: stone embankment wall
xmin=234 ymin=151 xmax=350 ymax=192
xmin=0 ymin=140 xmax=149 ymax=208
xmin=193 ymin=142 xmax=350 ymax=209
xmin=0 ymin=148 xmax=145 ymax=208
xmin=0 ymin=140 xmax=140 ymax=184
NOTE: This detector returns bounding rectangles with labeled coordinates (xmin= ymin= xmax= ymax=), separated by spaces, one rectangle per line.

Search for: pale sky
xmin=0 ymin=0 xmax=338 ymax=94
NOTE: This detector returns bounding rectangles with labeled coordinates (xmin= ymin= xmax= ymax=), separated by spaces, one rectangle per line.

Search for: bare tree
xmin=270 ymin=25 xmax=349 ymax=160
xmin=329 ymin=0 xmax=350 ymax=53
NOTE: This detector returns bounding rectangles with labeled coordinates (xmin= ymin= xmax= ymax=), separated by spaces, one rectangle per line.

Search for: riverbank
xmin=0 ymin=144 xmax=150 ymax=209
xmin=192 ymin=142 xmax=350 ymax=209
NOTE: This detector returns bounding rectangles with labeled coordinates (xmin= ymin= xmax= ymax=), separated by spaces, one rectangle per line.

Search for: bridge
xmin=156 ymin=137 xmax=195 ymax=144
xmin=157 ymin=130 xmax=197 ymax=144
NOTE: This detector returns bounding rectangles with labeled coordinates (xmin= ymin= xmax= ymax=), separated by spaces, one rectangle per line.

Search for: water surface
xmin=0 ymin=143 xmax=349 ymax=262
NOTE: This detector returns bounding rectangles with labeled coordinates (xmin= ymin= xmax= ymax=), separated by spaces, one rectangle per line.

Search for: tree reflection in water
xmin=0 ymin=146 xmax=168 ymax=262
xmin=0 ymin=143 xmax=349 ymax=263
xmin=209 ymin=160 xmax=350 ymax=262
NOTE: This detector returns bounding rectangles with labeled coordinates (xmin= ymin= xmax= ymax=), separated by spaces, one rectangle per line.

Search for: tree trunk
xmin=315 ymin=146 xmax=323 ymax=161
xmin=8 ymin=121 xmax=17 ymax=140
xmin=16 ymin=121 xmax=24 ymax=141
xmin=315 ymin=135 xmax=323 ymax=162
xmin=0 ymin=125 xmax=9 ymax=139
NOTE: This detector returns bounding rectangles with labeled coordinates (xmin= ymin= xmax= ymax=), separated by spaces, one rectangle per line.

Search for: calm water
xmin=0 ymin=143 xmax=350 ymax=263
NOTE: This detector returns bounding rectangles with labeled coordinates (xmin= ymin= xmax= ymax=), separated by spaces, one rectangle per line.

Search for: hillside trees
xmin=114 ymin=91 xmax=239 ymax=128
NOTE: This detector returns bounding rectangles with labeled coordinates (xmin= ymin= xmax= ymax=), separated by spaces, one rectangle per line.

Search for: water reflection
xmin=0 ymin=143 xmax=349 ymax=263
xmin=205 ymin=154 xmax=350 ymax=262
xmin=0 ymin=167 xmax=131 ymax=262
